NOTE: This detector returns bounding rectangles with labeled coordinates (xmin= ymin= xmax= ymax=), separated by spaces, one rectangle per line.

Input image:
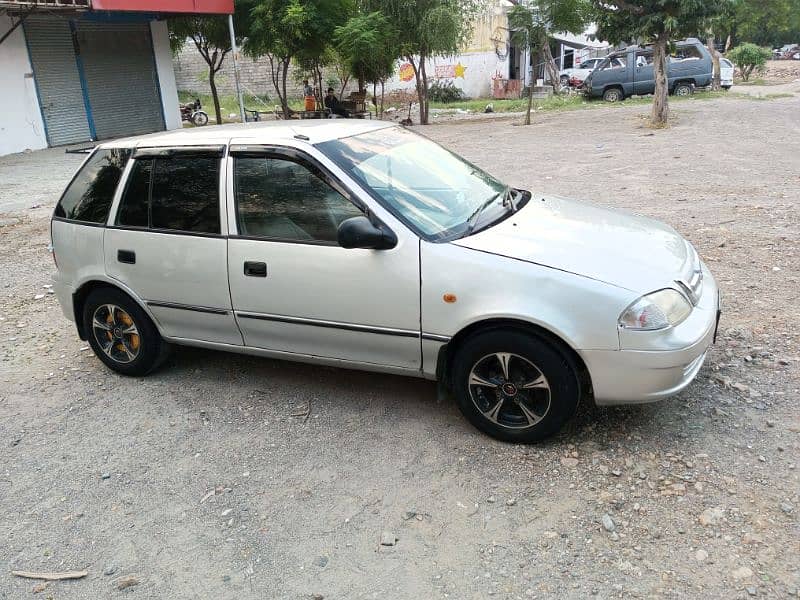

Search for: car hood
xmin=452 ymin=194 xmax=694 ymax=293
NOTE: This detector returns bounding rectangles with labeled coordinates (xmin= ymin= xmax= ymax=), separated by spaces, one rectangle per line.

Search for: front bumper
xmin=583 ymin=269 xmax=720 ymax=406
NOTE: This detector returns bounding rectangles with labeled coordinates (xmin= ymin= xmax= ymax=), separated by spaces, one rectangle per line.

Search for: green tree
xmin=591 ymin=0 xmax=727 ymax=127
xmin=246 ymin=0 xmax=351 ymax=118
xmin=365 ymin=0 xmax=481 ymax=124
xmin=334 ymin=10 xmax=398 ymax=116
xmin=727 ymin=43 xmax=772 ymax=80
xmin=729 ymin=0 xmax=800 ymax=48
xmin=169 ymin=3 xmax=253 ymax=125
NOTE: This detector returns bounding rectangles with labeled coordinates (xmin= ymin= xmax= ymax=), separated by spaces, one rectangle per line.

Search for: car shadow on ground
xmin=143 ymin=344 xmax=690 ymax=449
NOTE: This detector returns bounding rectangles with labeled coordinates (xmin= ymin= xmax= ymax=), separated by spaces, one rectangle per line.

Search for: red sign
xmin=90 ymin=0 xmax=233 ymax=14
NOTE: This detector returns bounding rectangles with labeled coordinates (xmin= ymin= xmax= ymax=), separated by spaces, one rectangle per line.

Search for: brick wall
xmin=172 ymin=46 xmax=351 ymax=99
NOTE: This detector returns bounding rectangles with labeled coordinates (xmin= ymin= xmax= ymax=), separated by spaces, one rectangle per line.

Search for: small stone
xmin=222 ymin=575 xmax=231 ymax=583
xmin=116 ymin=576 xmax=139 ymax=590
xmin=101 ymin=472 xmax=111 ymax=480
xmin=311 ymin=594 xmax=324 ymax=600
xmin=611 ymin=469 xmax=622 ymax=477
xmin=746 ymin=586 xmax=757 ymax=596
xmin=766 ymin=420 xmax=776 ymax=428
xmin=506 ymin=498 xmax=516 ymax=507
xmin=560 ymin=457 xmax=579 ymax=468
xmin=695 ymin=549 xmax=708 ymax=562
xmin=601 ymin=513 xmax=616 ymax=532
xmin=221 ymin=508 xmax=233 ymax=517
xmin=380 ymin=531 xmax=397 ymax=546
xmin=699 ymin=506 xmax=725 ymax=527
xmin=780 ymin=502 xmax=794 ymax=514
xmin=758 ymin=455 xmax=766 ymax=463
xmin=731 ymin=566 xmax=753 ymax=580
xmin=103 ymin=565 xmax=118 ymax=576
xmin=313 ymin=556 xmax=328 ymax=568
xmin=32 ymin=582 xmax=47 ymax=593
xmin=34 ymin=294 xmax=45 ymax=300
xmin=487 ymin=496 xmax=496 ymax=503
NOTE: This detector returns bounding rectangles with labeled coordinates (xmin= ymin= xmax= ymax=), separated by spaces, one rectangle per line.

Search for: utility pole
xmin=227 ymin=14 xmax=246 ymax=124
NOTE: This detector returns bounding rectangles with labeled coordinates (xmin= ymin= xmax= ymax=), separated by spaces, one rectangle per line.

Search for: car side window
xmin=670 ymin=46 xmax=702 ymax=62
xmin=151 ymin=157 xmax=220 ymax=234
xmin=55 ymin=148 xmax=131 ymax=223
xmin=116 ymin=156 xmax=220 ymax=234
xmin=233 ymin=155 xmax=362 ymax=243
xmin=636 ymin=51 xmax=654 ymax=67
xmin=117 ymin=159 xmax=151 ymax=228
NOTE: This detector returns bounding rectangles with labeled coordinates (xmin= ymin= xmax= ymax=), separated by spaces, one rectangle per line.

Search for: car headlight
xmin=618 ymin=289 xmax=692 ymax=331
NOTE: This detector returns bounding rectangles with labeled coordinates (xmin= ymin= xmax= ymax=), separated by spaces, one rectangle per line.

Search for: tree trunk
xmin=707 ymin=35 xmax=721 ymax=91
xmin=280 ymin=59 xmax=290 ymax=118
xmin=524 ymin=79 xmax=534 ymax=125
xmin=651 ymin=35 xmax=669 ymax=127
xmin=419 ymin=58 xmax=429 ymax=124
xmin=380 ymin=80 xmax=385 ymax=119
xmin=541 ymin=36 xmax=560 ymax=93
xmin=725 ymin=33 xmax=733 ymax=53
xmin=208 ymin=68 xmax=223 ymax=125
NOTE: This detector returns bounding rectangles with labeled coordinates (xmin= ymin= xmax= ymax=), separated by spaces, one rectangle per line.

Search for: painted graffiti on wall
xmin=434 ymin=62 xmax=467 ymax=79
xmin=398 ymin=62 xmax=415 ymax=82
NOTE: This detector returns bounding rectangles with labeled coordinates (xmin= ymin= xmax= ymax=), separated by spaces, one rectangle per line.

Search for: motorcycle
xmin=180 ymin=99 xmax=209 ymax=126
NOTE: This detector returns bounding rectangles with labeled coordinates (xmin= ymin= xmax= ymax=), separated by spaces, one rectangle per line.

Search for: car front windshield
xmin=317 ymin=127 xmax=508 ymax=240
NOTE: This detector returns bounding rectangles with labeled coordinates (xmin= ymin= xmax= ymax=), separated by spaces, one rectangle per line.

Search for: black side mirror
xmin=337 ymin=216 xmax=397 ymax=250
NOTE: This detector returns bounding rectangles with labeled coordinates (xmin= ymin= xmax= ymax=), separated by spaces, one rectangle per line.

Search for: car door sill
xmin=162 ymin=335 xmax=429 ymax=378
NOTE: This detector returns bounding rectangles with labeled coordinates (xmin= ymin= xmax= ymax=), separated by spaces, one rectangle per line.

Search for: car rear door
xmin=225 ymin=142 xmax=420 ymax=370
xmin=104 ymin=146 xmax=243 ymax=346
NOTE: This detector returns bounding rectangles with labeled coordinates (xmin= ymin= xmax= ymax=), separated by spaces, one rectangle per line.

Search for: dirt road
xmin=1 ymin=94 xmax=798 ymax=599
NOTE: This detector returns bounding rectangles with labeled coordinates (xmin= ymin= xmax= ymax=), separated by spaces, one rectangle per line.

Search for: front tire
xmin=83 ymin=288 xmax=166 ymax=376
xmin=451 ymin=329 xmax=581 ymax=443
xmin=191 ymin=111 xmax=209 ymax=126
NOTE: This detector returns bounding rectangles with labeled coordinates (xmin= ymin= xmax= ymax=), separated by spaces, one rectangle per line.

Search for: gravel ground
xmin=1 ymin=93 xmax=799 ymax=599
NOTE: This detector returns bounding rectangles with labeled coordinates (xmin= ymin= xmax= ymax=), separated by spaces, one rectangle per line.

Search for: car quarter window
xmin=233 ymin=155 xmax=362 ymax=243
xmin=115 ymin=155 xmax=221 ymax=234
xmin=55 ymin=148 xmax=131 ymax=223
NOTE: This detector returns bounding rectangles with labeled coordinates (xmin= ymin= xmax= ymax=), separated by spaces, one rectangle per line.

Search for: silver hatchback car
xmin=51 ymin=120 xmax=720 ymax=443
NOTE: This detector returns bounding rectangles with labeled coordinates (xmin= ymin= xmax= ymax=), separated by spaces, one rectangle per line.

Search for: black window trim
xmin=228 ymin=144 xmax=382 ymax=246
xmin=114 ymin=152 xmax=224 ymax=237
xmin=52 ymin=146 xmax=132 ymax=226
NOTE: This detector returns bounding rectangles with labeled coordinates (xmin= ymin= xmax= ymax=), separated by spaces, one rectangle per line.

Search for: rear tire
xmin=451 ymin=329 xmax=581 ymax=443
xmin=673 ymin=82 xmax=693 ymax=96
xmin=82 ymin=287 xmax=167 ymax=376
xmin=602 ymin=87 xmax=624 ymax=102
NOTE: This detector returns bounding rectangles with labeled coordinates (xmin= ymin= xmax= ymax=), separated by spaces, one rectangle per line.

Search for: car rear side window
xmin=55 ymin=148 xmax=131 ymax=223
xmin=115 ymin=156 xmax=220 ymax=235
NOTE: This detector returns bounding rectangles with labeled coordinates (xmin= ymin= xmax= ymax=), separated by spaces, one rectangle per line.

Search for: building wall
xmin=0 ymin=15 xmax=48 ymax=156
xmin=150 ymin=20 xmax=181 ymax=130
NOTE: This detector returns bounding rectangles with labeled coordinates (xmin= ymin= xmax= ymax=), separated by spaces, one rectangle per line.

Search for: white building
xmin=0 ymin=0 xmax=229 ymax=157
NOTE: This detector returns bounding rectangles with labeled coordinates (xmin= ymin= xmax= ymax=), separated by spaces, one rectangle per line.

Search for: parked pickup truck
xmin=583 ymin=38 xmax=713 ymax=102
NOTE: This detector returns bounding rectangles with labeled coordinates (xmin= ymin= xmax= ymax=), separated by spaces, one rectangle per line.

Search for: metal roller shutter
xmin=76 ymin=21 xmax=165 ymax=140
xmin=23 ymin=17 xmax=92 ymax=146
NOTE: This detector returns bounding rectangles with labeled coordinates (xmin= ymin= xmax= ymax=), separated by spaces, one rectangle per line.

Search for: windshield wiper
xmin=464 ymin=187 xmax=513 ymax=237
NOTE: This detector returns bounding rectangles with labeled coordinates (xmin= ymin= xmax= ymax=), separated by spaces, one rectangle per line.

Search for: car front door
xmin=104 ymin=146 xmax=243 ymax=346
xmin=225 ymin=143 xmax=421 ymax=370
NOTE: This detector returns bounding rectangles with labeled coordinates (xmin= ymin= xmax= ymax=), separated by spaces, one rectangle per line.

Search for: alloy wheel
xmin=468 ymin=352 xmax=551 ymax=430
xmin=91 ymin=304 xmax=140 ymax=364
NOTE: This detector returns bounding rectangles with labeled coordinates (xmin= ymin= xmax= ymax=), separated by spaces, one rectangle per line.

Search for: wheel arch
xmin=72 ymin=278 xmax=158 ymax=340
xmin=436 ymin=317 xmax=593 ymax=401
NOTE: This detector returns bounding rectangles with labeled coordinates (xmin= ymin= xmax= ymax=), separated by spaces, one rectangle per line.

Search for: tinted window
xmin=150 ymin=157 xmax=220 ymax=234
xmin=234 ymin=156 xmax=362 ymax=243
xmin=55 ymin=148 xmax=131 ymax=223
xmin=117 ymin=159 xmax=151 ymax=228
